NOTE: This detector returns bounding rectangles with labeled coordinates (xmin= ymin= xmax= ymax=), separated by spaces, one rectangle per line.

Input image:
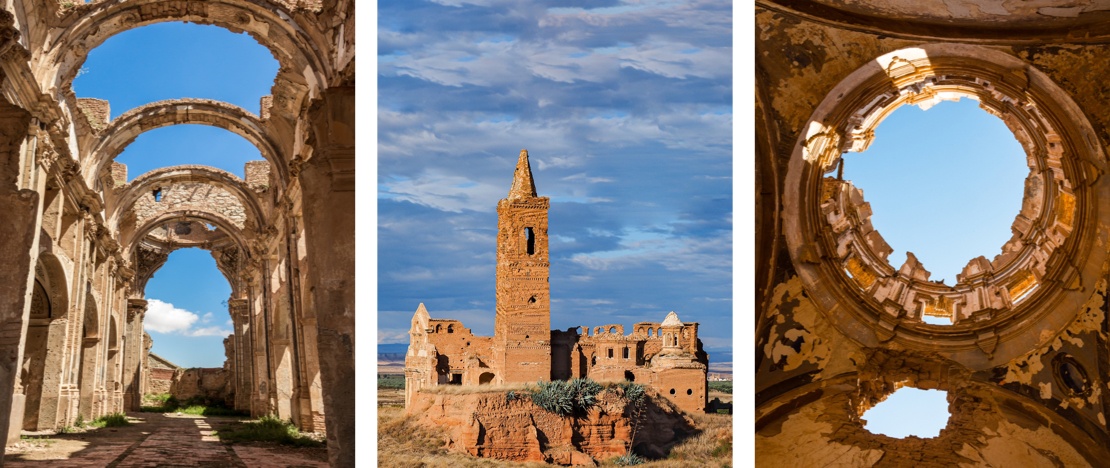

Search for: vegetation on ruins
xmin=139 ymin=393 xmax=246 ymax=416
xmin=89 ymin=413 xmax=131 ymax=428
xmin=530 ymin=378 xmax=603 ymax=416
xmin=214 ymin=415 xmax=324 ymax=447
xmin=613 ymin=453 xmax=646 ymax=466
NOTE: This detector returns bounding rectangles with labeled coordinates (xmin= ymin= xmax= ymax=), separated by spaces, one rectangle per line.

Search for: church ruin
xmin=405 ymin=150 xmax=709 ymax=415
xmin=0 ymin=1 xmax=355 ymax=466
xmin=758 ymin=1 xmax=1110 ymax=465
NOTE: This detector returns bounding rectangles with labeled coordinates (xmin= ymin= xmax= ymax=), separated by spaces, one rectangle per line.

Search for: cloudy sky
xmin=378 ymin=1 xmax=733 ymax=366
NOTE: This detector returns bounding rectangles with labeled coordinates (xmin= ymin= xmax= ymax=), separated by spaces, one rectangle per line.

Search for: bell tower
xmin=493 ymin=149 xmax=551 ymax=383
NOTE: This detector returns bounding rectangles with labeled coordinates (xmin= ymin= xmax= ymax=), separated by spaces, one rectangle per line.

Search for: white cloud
xmin=144 ymin=299 xmax=232 ymax=337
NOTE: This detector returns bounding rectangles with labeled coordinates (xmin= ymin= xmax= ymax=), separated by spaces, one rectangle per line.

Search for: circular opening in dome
xmin=862 ymin=387 xmax=950 ymax=438
xmin=842 ymin=98 xmax=1029 ymax=287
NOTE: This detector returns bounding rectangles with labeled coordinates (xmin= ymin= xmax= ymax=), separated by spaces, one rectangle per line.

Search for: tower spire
xmin=508 ymin=149 xmax=537 ymax=199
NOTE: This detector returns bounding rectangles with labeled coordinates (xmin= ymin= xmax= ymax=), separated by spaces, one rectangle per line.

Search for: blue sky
xmin=377 ymin=0 xmax=733 ymax=369
xmin=74 ymin=22 xmax=278 ymax=368
xmin=843 ymin=98 xmax=1028 ymax=434
xmin=842 ymin=98 xmax=1028 ymax=285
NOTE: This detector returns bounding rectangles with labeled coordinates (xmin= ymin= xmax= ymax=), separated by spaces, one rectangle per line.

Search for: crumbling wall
xmin=131 ymin=181 xmax=247 ymax=229
xmin=147 ymin=368 xmax=173 ymax=395
xmin=169 ymin=368 xmax=232 ymax=407
xmin=407 ymin=387 xmax=695 ymax=466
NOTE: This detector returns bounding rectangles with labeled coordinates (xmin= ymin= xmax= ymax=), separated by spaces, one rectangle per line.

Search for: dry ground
xmin=4 ymin=413 xmax=328 ymax=466
xmin=378 ymin=387 xmax=732 ymax=467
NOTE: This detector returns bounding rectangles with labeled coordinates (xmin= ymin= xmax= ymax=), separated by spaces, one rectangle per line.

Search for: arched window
xmin=524 ymin=227 xmax=535 ymax=255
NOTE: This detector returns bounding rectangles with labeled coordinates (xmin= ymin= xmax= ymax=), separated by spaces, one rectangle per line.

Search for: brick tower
xmin=493 ymin=149 xmax=552 ymax=383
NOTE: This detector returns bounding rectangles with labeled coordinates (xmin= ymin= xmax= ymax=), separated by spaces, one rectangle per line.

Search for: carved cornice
xmin=126 ymin=298 xmax=148 ymax=322
xmin=228 ymin=298 xmax=250 ymax=321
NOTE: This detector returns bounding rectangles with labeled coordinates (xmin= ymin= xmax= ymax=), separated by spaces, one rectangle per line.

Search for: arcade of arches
xmin=758 ymin=2 xmax=1110 ymax=466
xmin=0 ymin=0 xmax=354 ymax=466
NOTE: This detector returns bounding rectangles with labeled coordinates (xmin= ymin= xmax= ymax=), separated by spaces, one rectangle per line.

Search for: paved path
xmin=3 ymin=413 xmax=328 ymax=467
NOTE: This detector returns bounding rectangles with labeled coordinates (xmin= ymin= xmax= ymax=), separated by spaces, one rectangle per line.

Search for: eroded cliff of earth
xmin=406 ymin=384 xmax=697 ymax=466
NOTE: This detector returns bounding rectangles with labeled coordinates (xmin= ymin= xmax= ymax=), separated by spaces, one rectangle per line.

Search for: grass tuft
xmin=89 ymin=413 xmax=130 ymax=428
xmin=215 ymin=415 xmax=324 ymax=447
xmin=613 ymin=453 xmax=646 ymax=465
xmin=138 ymin=394 xmax=246 ymax=416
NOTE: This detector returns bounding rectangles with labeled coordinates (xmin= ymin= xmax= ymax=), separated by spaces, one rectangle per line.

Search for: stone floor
xmin=3 ymin=413 xmax=328 ymax=467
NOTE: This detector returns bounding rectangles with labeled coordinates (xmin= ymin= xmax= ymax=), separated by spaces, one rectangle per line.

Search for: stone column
xmin=247 ymin=277 xmax=272 ymax=416
xmin=228 ymin=299 xmax=251 ymax=412
xmin=299 ymin=86 xmax=354 ymax=467
xmin=122 ymin=299 xmax=146 ymax=410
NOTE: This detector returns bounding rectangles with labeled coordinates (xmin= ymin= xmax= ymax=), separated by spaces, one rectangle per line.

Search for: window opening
xmin=607 ymin=348 xmax=613 ymax=359
xmin=524 ymin=227 xmax=535 ymax=255
xmin=862 ymin=387 xmax=950 ymax=438
xmin=152 ymin=188 xmax=162 ymax=202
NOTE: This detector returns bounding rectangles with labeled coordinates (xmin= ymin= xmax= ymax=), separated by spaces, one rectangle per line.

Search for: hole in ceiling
xmin=842 ymin=98 xmax=1028 ymax=285
xmin=862 ymin=387 xmax=950 ymax=439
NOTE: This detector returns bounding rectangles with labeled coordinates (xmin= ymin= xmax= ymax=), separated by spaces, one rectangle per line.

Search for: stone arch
xmin=87 ymin=100 xmax=287 ymax=188
xmin=478 ymin=372 xmax=494 ymax=385
xmin=782 ymin=43 xmax=1109 ymax=368
xmin=22 ymin=253 xmax=72 ymax=431
xmin=77 ymin=289 xmax=101 ymax=419
xmin=110 ymin=164 xmax=266 ymax=233
xmin=123 ymin=208 xmax=252 ymax=300
xmin=125 ymin=209 xmax=249 ymax=260
xmin=105 ymin=315 xmax=121 ymax=395
xmin=43 ymin=0 xmax=329 ymax=102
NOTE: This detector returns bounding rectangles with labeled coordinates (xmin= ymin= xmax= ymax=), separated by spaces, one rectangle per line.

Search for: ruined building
xmin=0 ymin=1 xmax=355 ymax=466
xmin=405 ymin=150 xmax=708 ymax=415
xmin=757 ymin=1 xmax=1110 ymax=465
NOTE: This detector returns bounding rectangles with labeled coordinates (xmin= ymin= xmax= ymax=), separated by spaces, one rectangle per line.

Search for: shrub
xmin=90 ymin=413 xmax=130 ymax=428
xmin=617 ymin=382 xmax=647 ymax=407
xmin=613 ymin=453 xmax=645 ymax=465
xmin=530 ymin=378 xmax=602 ymax=416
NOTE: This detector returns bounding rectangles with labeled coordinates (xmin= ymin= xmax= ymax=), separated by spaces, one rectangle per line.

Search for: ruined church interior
xmin=0 ymin=0 xmax=355 ymax=465
xmin=757 ymin=1 xmax=1110 ymax=465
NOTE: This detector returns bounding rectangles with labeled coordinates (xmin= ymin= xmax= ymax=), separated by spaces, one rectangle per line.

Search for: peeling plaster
xmin=764 ymin=277 xmax=828 ymax=371
xmin=756 ymin=398 xmax=885 ymax=467
xmin=1003 ymin=278 xmax=1107 ymax=387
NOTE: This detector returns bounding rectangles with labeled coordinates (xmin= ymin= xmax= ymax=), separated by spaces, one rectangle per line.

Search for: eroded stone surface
xmin=408 ymin=387 xmax=695 ymax=466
